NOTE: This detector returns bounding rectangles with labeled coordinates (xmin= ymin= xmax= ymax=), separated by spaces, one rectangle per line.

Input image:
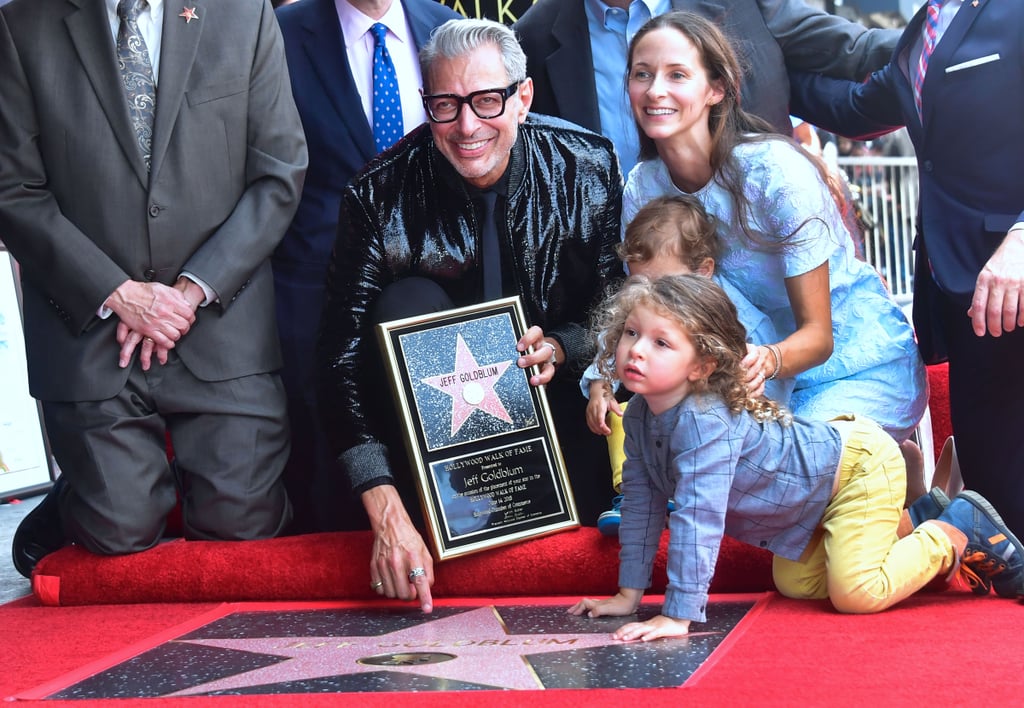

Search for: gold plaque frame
xmin=377 ymin=296 xmax=578 ymax=560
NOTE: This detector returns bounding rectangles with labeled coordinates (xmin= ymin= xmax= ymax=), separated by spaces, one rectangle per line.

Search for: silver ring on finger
xmin=408 ymin=567 xmax=426 ymax=582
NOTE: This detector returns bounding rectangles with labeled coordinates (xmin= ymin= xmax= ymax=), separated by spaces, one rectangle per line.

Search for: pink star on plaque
xmin=179 ymin=6 xmax=199 ymax=23
xmin=421 ymin=334 xmax=513 ymax=437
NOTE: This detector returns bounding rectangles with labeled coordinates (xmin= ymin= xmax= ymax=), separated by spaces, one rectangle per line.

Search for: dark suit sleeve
xmin=789 ymin=66 xmax=904 ymax=141
xmin=316 ymin=178 xmax=401 ymax=490
xmin=758 ymin=0 xmax=900 ymax=80
xmin=0 ymin=12 xmax=132 ymax=330
xmin=179 ymin=1 xmax=307 ymax=307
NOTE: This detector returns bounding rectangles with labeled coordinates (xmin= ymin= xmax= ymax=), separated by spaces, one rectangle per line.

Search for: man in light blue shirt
xmin=586 ymin=0 xmax=670 ymax=175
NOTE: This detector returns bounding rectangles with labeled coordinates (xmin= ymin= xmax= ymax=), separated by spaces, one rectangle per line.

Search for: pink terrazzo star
xmin=421 ymin=334 xmax=513 ymax=436
xmin=170 ymin=607 xmax=627 ymax=693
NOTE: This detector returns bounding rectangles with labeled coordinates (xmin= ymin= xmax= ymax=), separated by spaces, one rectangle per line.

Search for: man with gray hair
xmin=318 ymin=18 xmax=623 ymax=612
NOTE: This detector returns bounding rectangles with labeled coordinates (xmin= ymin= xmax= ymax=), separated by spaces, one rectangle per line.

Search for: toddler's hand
xmin=613 ymin=614 xmax=691 ymax=642
xmin=568 ymin=590 xmax=639 ymax=618
xmin=586 ymin=381 xmax=622 ymax=435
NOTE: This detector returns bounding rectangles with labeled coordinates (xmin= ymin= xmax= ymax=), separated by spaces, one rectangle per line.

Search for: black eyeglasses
xmin=421 ymin=81 xmax=521 ymax=123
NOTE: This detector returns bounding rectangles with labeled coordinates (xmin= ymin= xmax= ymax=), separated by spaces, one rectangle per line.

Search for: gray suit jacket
xmin=0 ymin=0 xmax=308 ymax=402
xmin=515 ymin=0 xmax=899 ymax=136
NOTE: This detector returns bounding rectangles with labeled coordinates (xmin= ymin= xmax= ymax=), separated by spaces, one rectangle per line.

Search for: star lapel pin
xmin=179 ymin=6 xmax=199 ymax=23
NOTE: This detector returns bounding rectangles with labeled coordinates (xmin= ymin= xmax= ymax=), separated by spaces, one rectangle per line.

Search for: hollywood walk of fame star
xmin=421 ymin=334 xmax=514 ymax=437
xmin=166 ymin=606 xmax=724 ymax=695
xmin=179 ymin=6 xmax=199 ymax=23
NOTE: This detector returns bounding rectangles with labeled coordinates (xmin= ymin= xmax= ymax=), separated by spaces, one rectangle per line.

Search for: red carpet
xmin=3 ymin=588 xmax=1020 ymax=706
xmin=7 ymin=363 xmax=1018 ymax=705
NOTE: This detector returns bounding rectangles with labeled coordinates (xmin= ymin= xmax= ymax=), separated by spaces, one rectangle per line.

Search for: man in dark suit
xmin=0 ymin=0 xmax=308 ymax=576
xmin=514 ymin=0 xmax=899 ymax=173
xmin=273 ymin=0 xmax=460 ymax=533
xmin=790 ymin=0 xmax=1024 ymax=582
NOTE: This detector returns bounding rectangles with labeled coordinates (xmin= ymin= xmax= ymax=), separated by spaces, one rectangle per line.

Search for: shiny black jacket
xmin=318 ymin=114 xmax=624 ymax=492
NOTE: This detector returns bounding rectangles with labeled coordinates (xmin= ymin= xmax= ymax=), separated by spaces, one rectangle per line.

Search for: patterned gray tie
xmin=116 ymin=0 xmax=157 ymax=171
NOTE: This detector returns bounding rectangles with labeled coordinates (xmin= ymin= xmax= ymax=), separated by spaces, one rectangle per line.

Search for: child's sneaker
xmin=907 ymin=487 xmax=950 ymax=527
xmin=597 ymin=495 xmax=622 ymax=537
xmin=937 ymin=491 xmax=1024 ymax=598
xmin=597 ymin=495 xmax=678 ymax=537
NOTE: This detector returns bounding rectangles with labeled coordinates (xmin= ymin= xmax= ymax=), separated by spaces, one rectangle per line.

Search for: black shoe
xmin=12 ymin=478 xmax=67 ymax=578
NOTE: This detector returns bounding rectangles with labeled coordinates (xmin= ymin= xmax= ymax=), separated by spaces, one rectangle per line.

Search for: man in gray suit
xmin=514 ymin=0 xmax=899 ymax=174
xmin=0 ymin=0 xmax=308 ymax=576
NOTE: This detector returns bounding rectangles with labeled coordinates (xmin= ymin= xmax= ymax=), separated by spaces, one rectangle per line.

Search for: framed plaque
xmin=0 ymin=248 xmax=55 ymax=500
xmin=377 ymin=296 xmax=578 ymax=560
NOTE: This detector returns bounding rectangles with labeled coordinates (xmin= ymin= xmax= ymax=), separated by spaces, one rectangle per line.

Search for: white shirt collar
xmin=336 ymin=0 xmax=413 ymax=48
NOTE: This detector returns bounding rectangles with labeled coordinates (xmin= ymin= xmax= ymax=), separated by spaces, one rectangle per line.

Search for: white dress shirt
xmin=336 ymin=0 xmax=428 ymax=137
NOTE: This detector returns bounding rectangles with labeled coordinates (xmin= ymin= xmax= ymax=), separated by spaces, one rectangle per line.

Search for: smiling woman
xmin=621 ymin=12 xmax=927 ymax=459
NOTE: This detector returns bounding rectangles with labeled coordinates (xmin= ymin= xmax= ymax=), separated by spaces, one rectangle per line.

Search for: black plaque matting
xmin=17 ymin=595 xmax=770 ymax=698
xmin=377 ymin=297 xmax=578 ymax=559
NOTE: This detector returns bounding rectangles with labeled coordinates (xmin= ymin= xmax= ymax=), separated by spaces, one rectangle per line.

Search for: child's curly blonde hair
xmin=592 ymin=274 xmax=790 ymax=423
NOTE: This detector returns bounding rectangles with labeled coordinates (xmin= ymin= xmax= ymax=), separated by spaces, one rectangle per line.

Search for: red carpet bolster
xmin=31 ymin=365 xmax=949 ymax=607
xmin=31 ymin=528 xmax=773 ymax=606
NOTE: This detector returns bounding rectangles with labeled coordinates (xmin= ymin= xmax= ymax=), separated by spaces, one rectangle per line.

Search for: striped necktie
xmin=117 ymin=0 xmax=157 ymax=171
xmin=913 ymin=0 xmax=943 ymax=121
xmin=371 ymin=23 xmax=404 ymax=152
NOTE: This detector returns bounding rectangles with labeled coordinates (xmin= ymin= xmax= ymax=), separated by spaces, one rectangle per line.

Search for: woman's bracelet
xmin=765 ymin=344 xmax=782 ymax=381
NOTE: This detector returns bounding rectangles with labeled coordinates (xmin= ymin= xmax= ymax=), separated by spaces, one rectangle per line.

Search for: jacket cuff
xmin=340 ymin=442 xmax=395 ymax=494
xmin=547 ymin=323 xmax=590 ymax=371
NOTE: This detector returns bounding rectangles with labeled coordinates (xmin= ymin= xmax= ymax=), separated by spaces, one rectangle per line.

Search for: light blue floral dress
xmin=623 ymin=139 xmax=927 ymax=441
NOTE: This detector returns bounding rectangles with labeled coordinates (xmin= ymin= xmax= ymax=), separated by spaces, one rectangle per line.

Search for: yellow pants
xmin=607 ymin=402 xmax=628 ymax=493
xmin=773 ymin=416 xmax=956 ymax=613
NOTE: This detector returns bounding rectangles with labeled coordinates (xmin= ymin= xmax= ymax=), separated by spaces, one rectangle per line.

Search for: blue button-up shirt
xmin=584 ymin=0 xmax=670 ymax=175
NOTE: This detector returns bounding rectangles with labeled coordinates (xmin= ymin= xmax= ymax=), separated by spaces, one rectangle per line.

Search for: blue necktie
xmin=117 ymin=0 xmax=157 ymax=171
xmin=371 ymin=23 xmax=403 ymax=152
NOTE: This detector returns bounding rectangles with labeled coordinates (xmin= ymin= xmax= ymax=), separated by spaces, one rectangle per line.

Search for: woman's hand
xmin=741 ymin=343 xmax=769 ymax=398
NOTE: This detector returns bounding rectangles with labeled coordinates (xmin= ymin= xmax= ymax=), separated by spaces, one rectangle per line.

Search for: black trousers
xmin=939 ymin=291 xmax=1024 ymax=539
